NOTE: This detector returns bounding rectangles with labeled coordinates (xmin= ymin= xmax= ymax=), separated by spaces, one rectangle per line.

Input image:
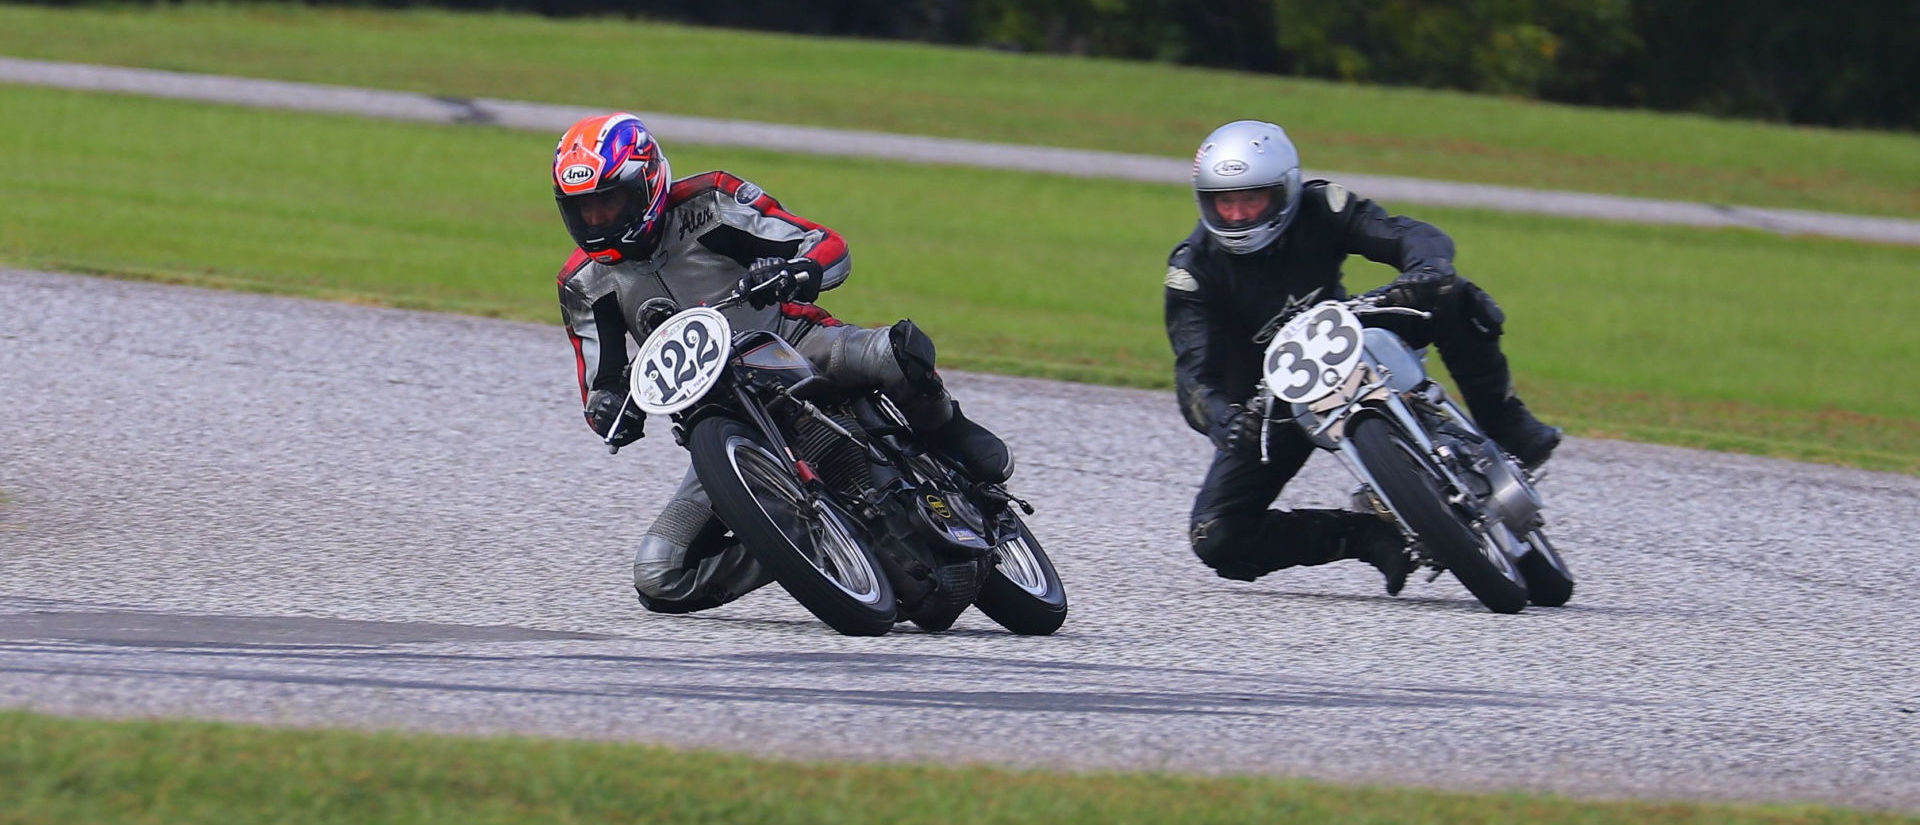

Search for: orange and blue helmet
xmin=553 ymin=113 xmax=673 ymax=265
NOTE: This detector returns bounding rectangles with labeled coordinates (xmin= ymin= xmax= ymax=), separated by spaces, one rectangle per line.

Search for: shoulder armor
xmin=1305 ymin=179 xmax=1350 ymax=214
xmin=1165 ymin=242 xmax=1201 ymax=292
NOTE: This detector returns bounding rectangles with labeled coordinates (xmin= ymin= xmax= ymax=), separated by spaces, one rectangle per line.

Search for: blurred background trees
xmin=56 ymin=0 xmax=1917 ymax=130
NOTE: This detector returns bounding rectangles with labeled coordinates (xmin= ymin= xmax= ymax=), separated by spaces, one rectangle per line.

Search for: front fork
xmin=1327 ymin=390 xmax=1511 ymax=568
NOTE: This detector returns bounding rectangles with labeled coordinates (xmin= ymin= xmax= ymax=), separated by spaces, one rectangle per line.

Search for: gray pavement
xmin=2 ymin=268 xmax=1917 ymax=810
xmin=4 ymin=55 xmax=1919 ymax=246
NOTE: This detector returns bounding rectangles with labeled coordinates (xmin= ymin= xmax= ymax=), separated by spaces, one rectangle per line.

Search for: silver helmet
xmin=1192 ymin=120 xmax=1302 ymax=255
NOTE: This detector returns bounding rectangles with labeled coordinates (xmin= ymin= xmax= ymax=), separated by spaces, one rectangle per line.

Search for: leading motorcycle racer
xmin=551 ymin=112 xmax=1012 ymax=614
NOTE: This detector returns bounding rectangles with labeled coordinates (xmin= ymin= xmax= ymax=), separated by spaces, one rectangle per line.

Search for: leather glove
xmin=738 ymin=257 xmax=802 ymax=309
xmin=1210 ymin=403 xmax=1266 ymax=458
xmin=585 ymin=389 xmax=645 ymax=447
xmin=1365 ymin=265 xmax=1455 ymax=310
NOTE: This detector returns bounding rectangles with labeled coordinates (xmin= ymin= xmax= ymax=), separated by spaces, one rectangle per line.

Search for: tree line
xmin=88 ymin=0 xmax=1920 ymax=131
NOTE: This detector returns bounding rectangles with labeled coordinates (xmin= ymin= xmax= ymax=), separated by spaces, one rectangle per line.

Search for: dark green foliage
xmin=16 ymin=0 xmax=1912 ymax=128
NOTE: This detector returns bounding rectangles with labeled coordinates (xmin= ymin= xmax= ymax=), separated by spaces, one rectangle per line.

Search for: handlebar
xmin=1348 ymin=295 xmax=1432 ymax=320
xmin=1253 ymin=294 xmax=1431 ymax=345
xmin=711 ymin=258 xmax=823 ymax=311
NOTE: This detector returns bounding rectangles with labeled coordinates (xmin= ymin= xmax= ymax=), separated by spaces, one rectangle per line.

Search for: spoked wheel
xmin=974 ymin=511 xmax=1069 ymax=635
xmin=1517 ymin=529 xmax=1575 ymax=607
xmin=689 ymin=417 xmax=895 ymax=636
xmin=1348 ymin=416 xmax=1528 ymax=614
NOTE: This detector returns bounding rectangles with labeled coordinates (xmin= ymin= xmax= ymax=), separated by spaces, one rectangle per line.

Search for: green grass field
xmin=4 ymin=83 xmax=1916 ymax=472
xmin=4 ymin=710 xmax=1914 ymax=825
xmin=2 ymin=3 xmax=1918 ymax=218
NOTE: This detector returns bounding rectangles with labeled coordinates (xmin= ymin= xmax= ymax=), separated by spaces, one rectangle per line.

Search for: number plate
xmin=631 ymin=307 xmax=731 ymax=415
xmin=1262 ymin=302 xmax=1365 ymax=405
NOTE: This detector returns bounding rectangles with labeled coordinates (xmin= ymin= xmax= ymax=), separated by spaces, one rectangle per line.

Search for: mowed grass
xmin=4 ymin=710 xmax=1915 ymax=825
xmin=1 ymin=3 xmax=1918 ymax=218
xmin=3 ymin=85 xmax=1915 ymax=473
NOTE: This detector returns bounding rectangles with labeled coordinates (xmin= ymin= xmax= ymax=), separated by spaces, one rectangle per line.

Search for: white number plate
xmin=1262 ymin=302 xmax=1365 ymax=405
xmin=631 ymin=307 xmax=730 ymax=415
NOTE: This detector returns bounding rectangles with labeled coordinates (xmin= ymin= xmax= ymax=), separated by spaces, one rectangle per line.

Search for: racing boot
xmin=884 ymin=320 xmax=1014 ymax=483
xmin=1338 ymin=516 xmax=1413 ymax=596
xmin=1477 ymin=396 xmax=1561 ymax=471
xmin=922 ymin=400 xmax=1015 ymax=484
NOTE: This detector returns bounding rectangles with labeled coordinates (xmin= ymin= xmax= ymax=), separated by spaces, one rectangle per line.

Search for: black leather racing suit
xmin=1164 ymin=180 xmax=1519 ymax=580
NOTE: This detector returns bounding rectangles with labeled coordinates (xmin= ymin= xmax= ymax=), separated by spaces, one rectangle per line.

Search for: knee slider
xmin=888 ymin=319 xmax=943 ymax=396
xmin=1189 ymin=515 xmax=1246 ymax=567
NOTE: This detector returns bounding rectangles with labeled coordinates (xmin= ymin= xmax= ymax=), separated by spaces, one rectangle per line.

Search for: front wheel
xmin=974 ymin=511 xmax=1069 ymax=635
xmin=1347 ymin=416 xmax=1528 ymax=614
xmin=689 ymin=417 xmax=896 ymax=636
xmin=1517 ymin=529 xmax=1575 ymax=607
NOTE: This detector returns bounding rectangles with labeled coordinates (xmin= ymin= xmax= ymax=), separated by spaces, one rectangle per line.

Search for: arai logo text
xmin=1212 ymin=159 xmax=1249 ymax=176
xmin=561 ymin=164 xmax=596 ymax=186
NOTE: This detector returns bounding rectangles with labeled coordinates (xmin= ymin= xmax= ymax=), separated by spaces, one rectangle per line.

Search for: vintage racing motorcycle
xmin=608 ymin=265 xmax=1068 ymax=636
xmin=1252 ymin=296 xmax=1574 ymax=614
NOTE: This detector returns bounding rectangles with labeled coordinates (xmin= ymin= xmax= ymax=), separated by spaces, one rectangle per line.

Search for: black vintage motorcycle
xmin=1253 ymin=296 xmax=1574 ymax=613
xmin=610 ymin=265 xmax=1067 ymax=636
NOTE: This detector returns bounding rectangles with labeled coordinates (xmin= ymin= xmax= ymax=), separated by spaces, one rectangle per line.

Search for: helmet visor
xmin=1199 ymin=184 xmax=1290 ymax=231
xmin=558 ymin=182 xmax=649 ymax=249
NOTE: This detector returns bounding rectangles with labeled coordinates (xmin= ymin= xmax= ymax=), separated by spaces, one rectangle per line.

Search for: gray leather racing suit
xmin=558 ymin=171 xmax=962 ymax=613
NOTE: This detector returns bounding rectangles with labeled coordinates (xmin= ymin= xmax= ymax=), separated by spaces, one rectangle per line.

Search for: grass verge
xmin=3 ymin=710 xmax=1913 ymax=825
xmin=3 ymin=85 xmax=1914 ymax=474
xmin=0 ymin=3 xmax=1917 ymax=218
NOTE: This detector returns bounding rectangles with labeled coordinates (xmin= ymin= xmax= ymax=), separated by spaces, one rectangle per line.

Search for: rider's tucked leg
xmin=811 ymin=319 xmax=1014 ymax=483
xmin=1189 ymin=434 xmax=1412 ymax=594
xmin=1411 ymin=281 xmax=1561 ymax=470
xmin=633 ymin=469 xmax=775 ymax=614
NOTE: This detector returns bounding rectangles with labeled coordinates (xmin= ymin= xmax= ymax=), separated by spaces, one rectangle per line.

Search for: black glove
xmin=585 ymin=389 xmax=645 ymax=447
xmin=1365 ymin=265 xmax=1456 ymax=310
xmin=1210 ymin=403 xmax=1266 ymax=458
xmin=738 ymin=257 xmax=802 ymax=309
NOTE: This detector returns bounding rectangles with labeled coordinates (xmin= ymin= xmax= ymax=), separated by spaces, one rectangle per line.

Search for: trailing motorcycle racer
xmin=551 ymin=112 xmax=1013 ymax=614
xmin=1165 ymin=119 xmax=1562 ymax=591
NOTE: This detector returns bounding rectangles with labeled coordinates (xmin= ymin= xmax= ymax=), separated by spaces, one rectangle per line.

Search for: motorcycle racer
xmin=552 ymin=113 xmax=1013 ymax=614
xmin=1165 ymin=119 xmax=1561 ymax=592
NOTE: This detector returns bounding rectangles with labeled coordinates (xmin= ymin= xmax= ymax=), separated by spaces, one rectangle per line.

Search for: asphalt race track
xmin=2 ymin=268 xmax=1916 ymax=810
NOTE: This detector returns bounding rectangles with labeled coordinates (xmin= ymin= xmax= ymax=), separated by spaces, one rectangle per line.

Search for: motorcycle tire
xmin=974 ymin=511 xmax=1069 ymax=635
xmin=1348 ymin=416 xmax=1529 ymax=614
xmin=688 ymin=416 xmax=896 ymax=636
xmin=1517 ymin=529 xmax=1575 ymax=607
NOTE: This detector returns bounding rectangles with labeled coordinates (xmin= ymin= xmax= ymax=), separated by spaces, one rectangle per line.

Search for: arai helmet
xmin=1192 ymin=120 xmax=1302 ymax=255
xmin=553 ymin=113 xmax=673 ymax=264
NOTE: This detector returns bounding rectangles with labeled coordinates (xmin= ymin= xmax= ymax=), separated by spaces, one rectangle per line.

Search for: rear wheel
xmin=975 ymin=511 xmax=1069 ymax=635
xmin=1517 ymin=529 xmax=1575 ymax=607
xmin=1348 ymin=416 xmax=1528 ymax=614
xmin=689 ymin=417 xmax=895 ymax=636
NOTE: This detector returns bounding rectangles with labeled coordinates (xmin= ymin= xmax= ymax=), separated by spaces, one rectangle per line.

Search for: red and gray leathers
xmin=558 ymin=171 xmax=993 ymax=613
